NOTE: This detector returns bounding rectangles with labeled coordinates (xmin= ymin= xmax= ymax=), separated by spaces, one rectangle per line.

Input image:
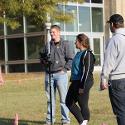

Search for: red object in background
xmin=13 ymin=113 xmax=18 ymax=125
xmin=101 ymin=123 xmax=108 ymax=125
xmin=0 ymin=67 xmax=4 ymax=85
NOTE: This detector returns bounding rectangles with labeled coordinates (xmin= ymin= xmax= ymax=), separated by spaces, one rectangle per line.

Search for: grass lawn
xmin=0 ymin=72 xmax=116 ymax=125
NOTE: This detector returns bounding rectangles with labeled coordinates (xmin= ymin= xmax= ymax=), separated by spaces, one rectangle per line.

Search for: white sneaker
xmin=80 ymin=120 xmax=88 ymax=125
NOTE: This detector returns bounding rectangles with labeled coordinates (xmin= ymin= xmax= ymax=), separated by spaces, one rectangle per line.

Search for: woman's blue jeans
xmin=45 ymin=71 xmax=70 ymax=124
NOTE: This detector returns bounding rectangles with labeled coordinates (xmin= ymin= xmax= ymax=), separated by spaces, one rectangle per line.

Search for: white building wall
xmin=116 ymin=0 xmax=125 ymax=19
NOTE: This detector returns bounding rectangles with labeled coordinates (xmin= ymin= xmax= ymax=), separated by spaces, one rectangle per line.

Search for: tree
xmin=0 ymin=0 xmax=84 ymax=29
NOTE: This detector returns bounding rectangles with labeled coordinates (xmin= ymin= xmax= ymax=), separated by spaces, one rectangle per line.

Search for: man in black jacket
xmin=41 ymin=25 xmax=74 ymax=125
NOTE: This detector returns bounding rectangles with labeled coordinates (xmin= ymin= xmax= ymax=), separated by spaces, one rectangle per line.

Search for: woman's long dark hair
xmin=76 ymin=33 xmax=90 ymax=50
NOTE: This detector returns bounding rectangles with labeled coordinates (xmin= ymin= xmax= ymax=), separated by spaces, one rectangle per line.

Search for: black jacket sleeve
xmin=79 ymin=50 xmax=95 ymax=89
xmin=64 ymin=41 xmax=74 ymax=70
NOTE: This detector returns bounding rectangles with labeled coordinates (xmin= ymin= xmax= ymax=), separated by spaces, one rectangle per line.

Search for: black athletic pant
xmin=66 ymin=80 xmax=93 ymax=124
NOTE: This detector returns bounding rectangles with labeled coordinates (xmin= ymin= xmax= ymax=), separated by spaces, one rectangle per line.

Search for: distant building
xmin=0 ymin=0 xmax=124 ymax=73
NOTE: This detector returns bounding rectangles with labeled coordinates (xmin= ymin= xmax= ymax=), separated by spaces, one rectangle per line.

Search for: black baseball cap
xmin=107 ymin=14 xmax=124 ymax=24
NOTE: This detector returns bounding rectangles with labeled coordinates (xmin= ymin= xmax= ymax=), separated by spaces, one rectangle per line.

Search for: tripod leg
xmin=49 ymin=72 xmax=53 ymax=125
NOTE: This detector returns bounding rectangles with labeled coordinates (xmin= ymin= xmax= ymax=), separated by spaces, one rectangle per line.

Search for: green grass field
xmin=0 ymin=72 xmax=116 ymax=125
